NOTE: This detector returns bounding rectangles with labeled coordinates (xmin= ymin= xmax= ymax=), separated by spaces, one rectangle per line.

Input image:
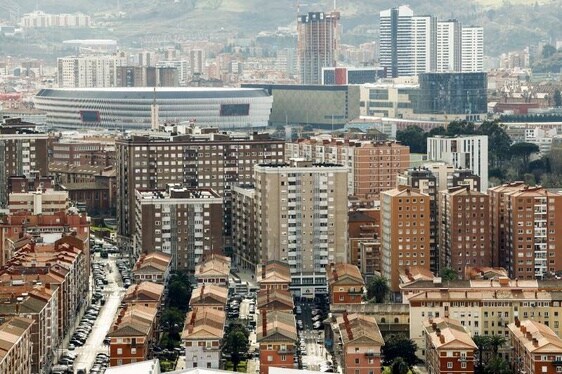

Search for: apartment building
xmin=231 ymin=185 xmax=256 ymax=271
xmin=327 ymin=263 xmax=365 ymax=305
xmin=348 ymin=209 xmax=381 ymax=278
xmin=439 ymin=186 xmax=491 ymax=274
xmin=108 ymin=304 xmax=158 ymax=367
xmin=181 ymin=307 xmax=226 ymax=369
xmin=0 ymin=287 xmax=59 ymax=374
xmin=508 ymin=319 xmax=562 ymax=374
xmin=134 ymin=185 xmax=223 ymax=271
xmin=423 ymin=318 xmax=477 ymax=374
xmin=329 ymin=313 xmax=384 ymax=374
xmin=427 ymin=135 xmax=488 ymax=192
xmin=57 ymin=55 xmax=127 ymax=88
xmin=489 ymin=183 xmax=562 ymax=279
xmin=257 ymin=311 xmax=298 ymax=374
xmin=0 ymin=124 xmax=49 ymax=208
xmin=50 ymin=139 xmax=114 ymax=167
xmin=8 ymin=188 xmax=69 ymax=215
xmin=0 ymin=317 xmax=34 ymax=374
xmin=132 ymin=252 xmax=172 ymax=285
xmin=380 ymin=187 xmax=431 ymax=294
xmin=258 ymin=261 xmax=292 ymax=292
xmin=254 ymin=160 xmax=348 ymax=298
xmin=257 ymin=289 xmax=295 ymax=312
xmin=116 ymin=127 xmax=284 ymax=252
xmin=285 ymin=138 xmax=410 ymax=199
xmin=194 ymin=254 xmax=231 ymax=287
xmin=189 ymin=285 xmax=228 ymax=311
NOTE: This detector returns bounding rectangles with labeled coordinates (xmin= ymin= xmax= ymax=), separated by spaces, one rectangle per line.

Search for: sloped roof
xmin=335 ymin=313 xmax=384 ymax=346
xmin=508 ymin=320 xmax=562 ymax=354
xmin=257 ymin=289 xmax=294 ymax=310
xmin=189 ymin=285 xmax=228 ymax=306
xmin=123 ymin=282 xmax=164 ymax=303
xmin=108 ymin=304 xmax=157 ymax=338
xmin=257 ymin=310 xmax=297 ymax=342
xmin=0 ymin=317 xmax=34 ymax=360
xmin=195 ymin=256 xmax=231 ymax=278
xmin=133 ymin=252 xmax=172 ymax=274
xmin=181 ymin=307 xmax=225 ymax=340
xmin=258 ymin=261 xmax=291 ymax=284
xmin=423 ymin=317 xmax=477 ymax=350
xmin=327 ymin=263 xmax=364 ymax=286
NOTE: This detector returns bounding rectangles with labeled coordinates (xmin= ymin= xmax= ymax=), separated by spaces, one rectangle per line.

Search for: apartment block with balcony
xmin=327 ymin=263 xmax=365 ymax=304
xmin=0 ymin=317 xmax=34 ymax=374
xmin=257 ymin=311 xmax=298 ymax=374
xmin=231 ymin=185 xmax=257 ymax=271
xmin=508 ymin=319 xmax=562 ymax=374
xmin=347 ymin=209 xmax=381 ymax=278
xmin=329 ymin=312 xmax=384 ymax=374
xmin=380 ymin=187 xmax=431 ymax=295
xmin=439 ymin=186 xmax=491 ymax=275
xmin=254 ymin=160 xmax=348 ymax=298
xmin=134 ymin=185 xmax=223 ymax=272
xmin=181 ymin=307 xmax=226 ymax=369
xmin=423 ymin=317 xmax=476 ymax=374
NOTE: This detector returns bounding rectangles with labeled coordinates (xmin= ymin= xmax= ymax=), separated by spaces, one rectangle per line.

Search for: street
xmin=73 ymin=255 xmax=125 ymax=373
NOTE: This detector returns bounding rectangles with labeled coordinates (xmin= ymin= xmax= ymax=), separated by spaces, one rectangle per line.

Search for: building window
xmin=131 ymin=348 xmax=137 ymax=354
xmin=268 ymin=356 xmax=273 ymax=362
xmin=447 ymin=362 xmax=453 ymax=369
xmin=281 ymin=355 xmax=286 ymax=361
xmin=117 ymin=348 xmax=123 ymax=355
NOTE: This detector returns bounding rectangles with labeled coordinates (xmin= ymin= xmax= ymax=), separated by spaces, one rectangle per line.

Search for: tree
xmin=167 ymin=272 xmax=192 ymax=311
xmin=542 ymin=44 xmax=557 ymax=59
xmin=488 ymin=334 xmax=506 ymax=357
xmin=382 ymin=335 xmax=418 ymax=367
xmin=161 ymin=307 xmax=185 ymax=340
xmin=554 ymin=89 xmax=562 ymax=107
xmin=439 ymin=267 xmax=458 ymax=282
xmin=477 ymin=120 xmax=512 ymax=168
xmin=391 ymin=357 xmax=409 ymax=374
xmin=223 ymin=324 xmax=249 ymax=372
xmin=510 ymin=142 xmax=540 ymax=166
xmin=473 ymin=335 xmax=490 ymax=371
xmin=428 ymin=126 xmax=447 ymax=137
xmin=446 ymin=120 xmax=476 ymax=136
xmin=483 ymin=356 xmax=512 ymax=374
xmin=367 ymin=276 xmax=390 ymax=303
xmin=396 ymin=125 xmax=426 ymax=153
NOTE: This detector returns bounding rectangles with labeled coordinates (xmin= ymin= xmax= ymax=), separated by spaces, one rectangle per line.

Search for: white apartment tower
xmin=379 ymin=6 xmax=414 ymax=78
xmin=462 ymin=26 xmax=484 ymax=72
xmin=254 ymin=159 xmax=348 ymax=298
xmin=57 ymin=55 xmax=127 ymax=88
xmin=426 ymin=135 xmax=488 ymax=192
xmin=436 ymin=20 xmax=462 ymax=72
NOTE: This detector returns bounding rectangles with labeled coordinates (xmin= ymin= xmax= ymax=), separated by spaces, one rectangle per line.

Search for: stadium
xmin=33 ymin=87 xmax=273 ymax=130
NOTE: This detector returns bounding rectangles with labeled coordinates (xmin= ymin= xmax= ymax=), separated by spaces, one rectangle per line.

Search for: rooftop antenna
xmin=151 ymin=87 xmax=159 ymax=131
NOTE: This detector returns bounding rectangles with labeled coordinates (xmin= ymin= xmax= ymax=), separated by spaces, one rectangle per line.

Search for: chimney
xmin=532 ymin=338 xmax=539 ymax=347
xmin=261 ymin=264 xmax=266 ymax=280
xmin=521 ymin=325 xmax=526 ymax=334
xmin=515 ymin=317 xmax=520 ymax=327
xmin=432 ymin=322 xmax=437 ymax=331
xmin=526 ymin=332 xmax=532 ymax=340
xmin=439 ymin=334 xmax=445 ymax=344
xmin=262 ymin=310 xmax=267 ymax=338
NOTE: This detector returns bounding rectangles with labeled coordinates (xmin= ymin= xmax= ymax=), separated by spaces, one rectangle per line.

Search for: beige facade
xmin=231 ymin=185 xmax=257 ymax=271
xmin=8 ymin=188 xmax=69 ymax=215
xmin=0 ymin=317 xmax=34 ymax=374
xmin=286 ymin=138 xmax=410 ymax=200
xmin=254 ymin=159 xmax=348 ymax=298
xmin=381 ymin=187 xmax=431 ymax=294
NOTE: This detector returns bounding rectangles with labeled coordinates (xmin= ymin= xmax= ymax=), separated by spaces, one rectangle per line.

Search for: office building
xmin=380 ymin=187 xmax=431 ymax=294
xmin=427 ymin=135 xmax=488 ymax=192
xmin=321 ymin=67 xmax=385 ymax=85
xmin=360 ymin=79 xmax=419 ymax=118
xmin=439 ymin=186 xmax=490 ymax=276
xmin=423 ymin=318 xmax=476 ymax=374
xmin=297 ymin=11 xmax=340 ymax=84
xmin=286 ymin=137 xmax=410 ymax=199
xmin=115 ymin=127 xmax=284 ymax=254
xmin=134 ymin=185 xmax=223 ymax=272
xmin=462 ymin=27 xmax=484 ymax=72
xmin=508 ymin=319 xmax=562 ymax=374
xmin=254 ymin=160 xmax=348 ymax=298
xmin=57 ymin=55 xmax=127 ymax=88
xmin=488 ymin=184 xmax=562 ymax=279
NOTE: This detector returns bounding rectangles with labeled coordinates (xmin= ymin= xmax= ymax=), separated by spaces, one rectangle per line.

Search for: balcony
xmin=553 ymin=359 xmax=562 ymax=366
xmin=364 ymin=351 xmax=375 ymax=357
xmin=278 ymin=348 xmax=295 ymax=354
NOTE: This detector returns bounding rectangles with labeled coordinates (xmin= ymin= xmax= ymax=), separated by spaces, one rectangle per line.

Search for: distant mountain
xmin=1 ymin=0 xmax=561 ymax=56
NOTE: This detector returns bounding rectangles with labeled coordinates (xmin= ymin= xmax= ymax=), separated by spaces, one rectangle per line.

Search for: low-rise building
xmin=329 ymin=312 xmax=384 ymax=374
xmin=0 ymin=317 xmax=34 ymax=374
xmin=508 ymin=319 xmax=562 ymax=374
xmin=194 ymin=254 xmax=231 ymax=287
xmin=257 ymin=311 xmax=297 ymax=374
xmin=423 ymin=318 xmax=477 ymax=374
xmin=122 ymin=282 xmax=165 ymax=319
xmin=327 ymin=263 xmax=365 ymax=305
xmin=108 ymin=304 xmax=158 ymax=367
xmin=257 ymin=289 xmax=295 ymax=312
xmin=329 ymin=303 xmax=409 ymax=339
xmin=189 ymin=285 xmax=228 ymax=311
xmin=132 ymin=252 xmax=172 ymax=285
xmin=258 ymin=261 xmax=291 ymax=292
xmin=181 ymin=307 xmax=226 ymax=369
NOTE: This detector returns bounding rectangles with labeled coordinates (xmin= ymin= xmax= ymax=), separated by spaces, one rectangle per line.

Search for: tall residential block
xmin=231 ymin=185 xmax=257 ymax=271
xmin=436 ymin=20 xmax=462 ymax=72
xmin=286 ymin=138 xmax=410 ymax=199
xmin=57 ymin=55 xmax=127 ymax=88
xmin=115 ymin=127 xmax=284 ymax=254
xmin=254 ymin=159 xmax=348 ymax=298
xmin=488 ymin=183 xmax=562 ymax=279
xmin=462 ymin=26 xmax=484 ymax=72
xmin=297 ymin=11 xmax=340 ymax=84
xmin=134 ymin=185 xmax=223 ymax=272
xmin=427 ymin=135 xmax=488 ymax=192
xmin=439 ymin=186 xmax=490 ymax=275
xmin=380 ymin=187 xmax=431 ymax=294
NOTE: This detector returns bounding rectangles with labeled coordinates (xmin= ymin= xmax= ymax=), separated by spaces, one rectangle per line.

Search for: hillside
xmin=1 ymin=0 xmax=561 ymax=56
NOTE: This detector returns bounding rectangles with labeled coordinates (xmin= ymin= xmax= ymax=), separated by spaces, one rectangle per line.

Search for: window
xmin=267 ymin=356 xmax=273 ymax=362
xmin=281 ymin=355 xmax=287 ymax=361
xmin=117 ymin=348 xmax=123 ymax=355
xmin=207 ymin=363 xmax=212 ymax=368
xmin=131 ymin=348 xmax=137 ymax=354
xmin=355 ymin=358 xmax=360 ymax=364
xmin=447 ymin=362 xmax=453 ymax=369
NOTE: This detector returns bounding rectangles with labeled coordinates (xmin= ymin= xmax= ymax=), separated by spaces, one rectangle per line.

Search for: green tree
xmin=477 ymin=120 xmax=512 ymax=168
xmin=446 ymin=120 xmax=477 ymax=136
xmin=488 ymin=334 xmax=506 ymax=357
xmin=382 ymin=335 xmax=418 ymax=367
xmin=483 ymin=356 xmax=512 ymax=374
xmin=161 ymin=307 xmax=185 ymax=341
xmin=554 ymin=89 xmax=562 ymax=107
xmin=396 ymin=125 xmax=427 ymax=153
xmin=542 ymin=44 xmax=557 ymax=59
xmin=367 ymin=276 xmax=390 ymax=303
xmin=167 ymin=272 xmax=192 ymax=311
xmin=510 ymin=142 xmax=540 ymax=166
xmin=223 ymin=323 xmax=249 ymax=372
xmin=439 ymin=268 xmax=458 ymax=282
xmin=391 ymin=357 xmax=409 ymax=374
xmin=473 ymin=335 xmax=490 ymax=371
